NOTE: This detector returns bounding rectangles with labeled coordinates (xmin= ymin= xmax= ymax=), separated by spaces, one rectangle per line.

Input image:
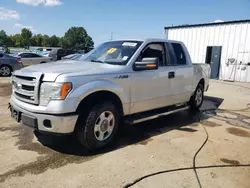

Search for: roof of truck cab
xmin=111 ymin=38 xmax=181 ymax=43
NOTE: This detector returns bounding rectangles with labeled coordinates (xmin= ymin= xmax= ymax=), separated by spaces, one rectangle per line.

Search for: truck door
xmin=168 ymin=42 xmax=193 ymax=104
xmin=130 ymin=42 xmax=175 ymax=114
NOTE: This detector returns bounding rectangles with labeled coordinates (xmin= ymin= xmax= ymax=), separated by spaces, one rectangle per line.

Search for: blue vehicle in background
xmin=0 ymin=53 xmax=24 ymax=76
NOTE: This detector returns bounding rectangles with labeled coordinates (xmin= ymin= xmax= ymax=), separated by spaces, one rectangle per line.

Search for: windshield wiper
xmin=90 ymin=60 xmax=105 ymax=64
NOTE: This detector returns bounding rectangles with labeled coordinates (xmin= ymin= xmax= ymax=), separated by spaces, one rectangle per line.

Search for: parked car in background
xmin=40 ymin=51 xmax=50 ymax=57
xmin=0 ymin=53 xmax=23 ymax=76
xmin=61 ymin=53 xmax=78 ymax=60
xmin=61 ymin=53 xmax=84 ymax=60
xmin=44 ymin=48 xmax=52 ymax=52
xmin=32 ymin=48 xmax=43 ymax=53
xmin=71 ymin=54 xmax=84 ymax=60
xmin=31 ymin=48 xmax=56 ymax=57
xmin=49 ymin=49 xmax=74 ymax=61
xmin=18 ymin=52 xmax=52 ymax=66
xmin=0 ymin=47 xmax=4 ymax=54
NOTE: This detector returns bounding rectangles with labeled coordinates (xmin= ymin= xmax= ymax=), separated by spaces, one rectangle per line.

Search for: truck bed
xmin=193 ymin=63 xmax=211 ymax=91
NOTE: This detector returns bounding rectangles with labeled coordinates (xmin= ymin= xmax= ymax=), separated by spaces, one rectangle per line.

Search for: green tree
xmin=59 ymin=37 xmax=66 ymax=48
xmin=34 ymin=34 xmax=43 ymax=46
xmin=21 ymin=28 xmax=32 ymax=48
xmin=0 ymin=27 xmax=94 ymax=49
xmin=63 ymin=27 xmax=94 ymax=50
xmin=50 ymin=35 xmax=60 ymax=47
xmin=84 ymin=36 xmax=94 ymax=51
xmin=12 ymin=34 xmax=22 ymax=47
xmin=0 ymin=30 xmax=8 ymax=46
xmin=42 ymin=35 xmax=51 ymax=47
xmin=5 ymin=36 xmax=14 ymax=47
xmin=30 ymin=35 xmax=37 ymax=46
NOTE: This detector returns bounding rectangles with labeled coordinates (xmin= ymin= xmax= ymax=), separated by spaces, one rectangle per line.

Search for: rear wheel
xmin=189 ymin=84 xmax=204 ymax=111
xmin=76 ymin=102 xmax=120 ymax=150
xmin=0 ymin=65 xmax=12 ymax=76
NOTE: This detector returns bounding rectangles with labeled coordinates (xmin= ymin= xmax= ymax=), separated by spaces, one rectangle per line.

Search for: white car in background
xmin=18 ymin=52 xmax=52 ymax=66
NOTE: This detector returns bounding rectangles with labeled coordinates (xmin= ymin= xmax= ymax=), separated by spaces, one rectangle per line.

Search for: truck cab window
xmin=172 ymin=43 xmax=186 ymax=65
xmin=140 ymin=43 xmax=165 ymax=66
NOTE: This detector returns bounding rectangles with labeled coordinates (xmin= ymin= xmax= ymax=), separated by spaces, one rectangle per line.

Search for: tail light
xmin=16 ymin=59 xmax=22 ymax=63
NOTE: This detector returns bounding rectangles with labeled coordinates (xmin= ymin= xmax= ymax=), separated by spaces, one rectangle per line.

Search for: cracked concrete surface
xmin=0 ymin=78 xmax=250 ymax=188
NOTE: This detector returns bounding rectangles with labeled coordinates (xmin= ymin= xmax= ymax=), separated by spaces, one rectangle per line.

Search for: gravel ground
xmin=0 ymin=79 xmax=250 ymax=188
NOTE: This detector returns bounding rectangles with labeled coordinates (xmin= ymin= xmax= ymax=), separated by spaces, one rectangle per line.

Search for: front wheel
xmin=189 ymin=84 xmax=204 ymax=111
xmin=76 ymin=102 xmax=120 ymax=150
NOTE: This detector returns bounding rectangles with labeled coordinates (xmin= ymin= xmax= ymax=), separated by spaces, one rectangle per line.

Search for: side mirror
xmin=134 ymin=57 xmax=158 ymax=71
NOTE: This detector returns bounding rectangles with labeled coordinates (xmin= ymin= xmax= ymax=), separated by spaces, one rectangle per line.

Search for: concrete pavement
xmin=0 ymin=79 xmax=250 ymax=188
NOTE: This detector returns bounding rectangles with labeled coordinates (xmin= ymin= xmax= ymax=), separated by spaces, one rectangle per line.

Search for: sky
xmin=0 ymin=0 xmax=250 ymax=45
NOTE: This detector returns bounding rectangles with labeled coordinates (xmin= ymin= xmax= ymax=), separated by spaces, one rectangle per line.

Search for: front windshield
xmin=80 ymin=40 xmax=143 ymax=65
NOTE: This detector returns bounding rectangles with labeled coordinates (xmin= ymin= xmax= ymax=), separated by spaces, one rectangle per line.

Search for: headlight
xmin=10 ymin=74 xmax=14 ymax=84
xmin=40 ymin=82 xmax=72 ymax=106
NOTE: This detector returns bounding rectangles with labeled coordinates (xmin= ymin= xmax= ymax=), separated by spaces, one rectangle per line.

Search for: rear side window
xmin=19 ymin=53 xmax=29 ymax=58
xmin=29 ymin=53 xmax=41 ymax=58
xmin=172 ymin=43 xmax=186 ymax=65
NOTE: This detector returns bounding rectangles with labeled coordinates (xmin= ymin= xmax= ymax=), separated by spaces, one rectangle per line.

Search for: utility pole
xmin=110 ymin=32 xmax=113 ymax=41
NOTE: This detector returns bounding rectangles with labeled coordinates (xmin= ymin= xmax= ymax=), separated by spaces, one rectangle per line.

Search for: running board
xmin=125 ymin=105 xmax=190 ymax=125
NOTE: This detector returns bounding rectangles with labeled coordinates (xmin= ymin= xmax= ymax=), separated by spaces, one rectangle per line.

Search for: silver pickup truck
xmin=10 ymin=38 xmax=210 ymax=150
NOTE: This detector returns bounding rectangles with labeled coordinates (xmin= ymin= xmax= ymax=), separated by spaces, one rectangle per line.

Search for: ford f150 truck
xmin=10 ymin=39 xmax=210 ymax=150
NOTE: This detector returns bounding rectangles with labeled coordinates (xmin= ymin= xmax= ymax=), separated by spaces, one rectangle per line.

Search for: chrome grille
xmin=12 ymin=75 xmax=39 ymax=104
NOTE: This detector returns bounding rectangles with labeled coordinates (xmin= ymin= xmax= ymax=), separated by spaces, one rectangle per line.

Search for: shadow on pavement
xmin=35 ymin=96 xmax=224 ymax=156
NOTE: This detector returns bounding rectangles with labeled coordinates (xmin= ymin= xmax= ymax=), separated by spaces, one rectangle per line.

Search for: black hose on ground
xmin=193 ymin=111 xmax=209 ymax=188
xmin=123 ymin=108 xmax=250 ymax=188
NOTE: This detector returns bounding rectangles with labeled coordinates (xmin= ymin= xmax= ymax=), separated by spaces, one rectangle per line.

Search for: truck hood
xmin=14 ymin=60 xmax=124 ymax=81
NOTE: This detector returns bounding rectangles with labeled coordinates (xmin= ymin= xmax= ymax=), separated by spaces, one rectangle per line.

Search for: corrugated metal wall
xmin=166 ymin=22 xmax=250 ymax=82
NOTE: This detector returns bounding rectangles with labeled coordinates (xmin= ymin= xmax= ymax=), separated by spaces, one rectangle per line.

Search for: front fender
xmin=68 ymin=79 xmax=130 ymax=110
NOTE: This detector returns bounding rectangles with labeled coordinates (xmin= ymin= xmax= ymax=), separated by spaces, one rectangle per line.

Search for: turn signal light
xmin=61 ymin=83 xmax=72 ymax=99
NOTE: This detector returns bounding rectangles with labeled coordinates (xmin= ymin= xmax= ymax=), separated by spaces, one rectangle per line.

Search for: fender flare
xmin=69 ymin=79 xmax=129 ymax=109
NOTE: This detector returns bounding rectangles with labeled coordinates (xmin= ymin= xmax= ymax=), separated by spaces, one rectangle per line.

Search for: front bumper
xmin=10 ymin=101 xmax=79 ymax=134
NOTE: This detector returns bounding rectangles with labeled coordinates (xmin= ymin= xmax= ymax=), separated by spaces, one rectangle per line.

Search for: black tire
xmin=189 ymin=84 xmax=204 ymax=111
xmin=76 ymin=102 xmax=120 ymax=150
xmin=0 ymin=65 xmax=12 ymax=77
xmin=40 ymin=61 xmax=46 ymax=64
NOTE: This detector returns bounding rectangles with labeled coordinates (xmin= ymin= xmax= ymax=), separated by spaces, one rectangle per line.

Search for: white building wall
xmin=167 ymin=22 xmax=250 ymax=82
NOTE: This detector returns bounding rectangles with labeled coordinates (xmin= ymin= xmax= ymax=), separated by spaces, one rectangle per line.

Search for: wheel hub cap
xmin=94 ymin=111 xmax=115 ymax=141
xmin=100 ymin=120 xmax=109 ymax=132
xmin=195 ymin=88 xmax=202 ymax=105
xmin=0 ymin=66 xmax=10 ymax=76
